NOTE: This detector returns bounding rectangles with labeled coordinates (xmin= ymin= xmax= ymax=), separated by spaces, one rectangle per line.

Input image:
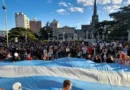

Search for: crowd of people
xmin=0 ymin=40 xmax=130 ymax=66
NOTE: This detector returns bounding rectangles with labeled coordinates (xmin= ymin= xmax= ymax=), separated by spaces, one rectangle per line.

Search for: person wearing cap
xmin=13 ymin=52 xmax=21 ymax=62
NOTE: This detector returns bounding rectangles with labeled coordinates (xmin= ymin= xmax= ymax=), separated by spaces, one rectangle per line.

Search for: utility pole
xmin=2 ymin=0 xmax=9 ymax=47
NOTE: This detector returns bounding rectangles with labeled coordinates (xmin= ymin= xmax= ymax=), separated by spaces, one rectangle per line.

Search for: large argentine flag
xmin=0 ymin=58 xmax=130 ymax=90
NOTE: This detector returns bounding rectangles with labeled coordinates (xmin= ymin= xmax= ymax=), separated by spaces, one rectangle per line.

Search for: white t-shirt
xmin=48 ymin=49 xmax=53 ymax=57
xmin=43 ymin=49 xmax=47 ymax=53
xmin=66 ymin=48 xmax=70 ymax=52
xmin=103 ymin=54 xmax=107 ymax=62
xmin=77 ymin=52 xmax=82 ymax=56
xmin=125 ymin=60 xmax=129 ymax=66
xmin=82 ymin=47 xmax=87 ymax=54
xmin=48 ymin=52 xmax=52 ymax=57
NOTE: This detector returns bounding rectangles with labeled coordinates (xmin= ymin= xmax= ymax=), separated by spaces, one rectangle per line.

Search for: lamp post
xmin=128 ymin=15 xmax=130 ymax=41
xmin=86 ymin=31 xmax=88 ymax=40
xmin=48 ymin=33 xmax=50 ymax=41
xmin=102 ymin=31 xmax=105 ymax=40
xmin=53 ymin=30 xmax=56 ymax=41
xmin=2 ymin=0 xmax=9 ymax=47
xmin=25 ymin=32 xmax=28 ymax=43
xmin=127 ymin=29 xmax=130 ymax=41
xmin=57 ymin=33 xmax=59 ymax=41
xmin=97 ymin=32 xmax=99 ymax=40
xmin=53 ymin=30 xmax=54 ymax=41
xmin=74 ymin=33 xmax=77 ymax=40
xmin=91 ymin=32 xmax=94 ymax=43
xmin=62 ymin=32 xmax=65 ymax=41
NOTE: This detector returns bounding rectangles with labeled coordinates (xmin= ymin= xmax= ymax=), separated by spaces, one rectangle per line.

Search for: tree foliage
xmin=40 ymin=22 xmax=53 ymax=40
xmin=96 ymin=5 xmax=130 ymax=38
xmin=8 ymin=27 xmax=37 ymax=41
xmin=95 ymin=20 xmax=116 ymax=34
xmin=109 ymin=5 xmax=130 ymax=37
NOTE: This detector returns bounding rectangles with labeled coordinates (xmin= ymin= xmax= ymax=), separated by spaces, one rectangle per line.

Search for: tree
xmin=95 ymin=5 xmax=130 ymax=39
xmin=8 ymin=27 xmax=37 ymax=42
xmin=40 ymin=22 xmax=53 ymax=40
xmin=109 ymin=5 xmax=130 ymax=37
xmin=95 ymin=20 xmax=116 ymax=36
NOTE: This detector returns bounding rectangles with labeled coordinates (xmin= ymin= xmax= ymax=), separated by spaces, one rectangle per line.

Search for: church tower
xmin=91 ymin=0 xmax=98 ymax=26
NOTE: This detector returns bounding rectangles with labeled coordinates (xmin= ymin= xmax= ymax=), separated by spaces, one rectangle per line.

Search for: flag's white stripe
xmin=0 ymin=66 xmax=130 ymax=87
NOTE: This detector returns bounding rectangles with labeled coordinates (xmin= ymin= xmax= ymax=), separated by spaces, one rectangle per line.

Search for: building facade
xmin=76 ymin=30 xmax=85 ymax=40
xmin=51 ymin=0 xmax=99 ymax=41
xmin=54 ymin=26 xmax=76 ymax=41
xmin=80 ymin=0 xmax=99 ymax=41
xmin=15 ymin=12 xmax=30 ymax=29
xmin=50 ymin=19 xmax=60 ymax=40
xmin=0 ymin=31 xmax=6 ymax=37
xmin=50 ymin=19 xmax=60 ymax=30
xmin=30 ymin=18 xmax=42 ymax=33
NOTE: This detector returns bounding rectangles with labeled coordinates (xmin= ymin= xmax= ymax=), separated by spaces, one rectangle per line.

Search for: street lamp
xmin=127 ymin=29 xmax=130 ymax=41
xmin=2 ymin=0 xmax=9 ymax=47
xmin=24 ymin=32 xmax=28 ymax=43
xmin=48 ymin=33 xmax=50 ymax=41
xmin=62 ymin=32 xmax=65 ymax=41
xmin=74 ymin=33 xmax=77 ymax=40
xmin=102 ymin=31 xmax=105 ymax=40
xmin=97 ymin=32 xmax=99 ymax=40
xmin=86 ymin=31 xmax=88 ymax=40
xmin=53 ymin=29 xmax=56 ymax=41
xmin=57 ymin=32 xmax=59 ymax=41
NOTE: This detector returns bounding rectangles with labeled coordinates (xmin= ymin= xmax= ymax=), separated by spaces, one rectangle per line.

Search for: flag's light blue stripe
xmin=0 ymin=76 xmax=130 ymax=90
xmin=0 ymin=66 xmax=130 ymax=87
xmin=0 ymin=58 xmax=130 ymax=90
xmin=0 ymin=58 xmax=130 ymax=73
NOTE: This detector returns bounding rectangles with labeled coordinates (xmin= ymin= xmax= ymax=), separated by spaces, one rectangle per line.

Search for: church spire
xmin=91 ymin=0 xmax=98 ymax=25
xmin=93 ymin=0 xmax=97 ymax=16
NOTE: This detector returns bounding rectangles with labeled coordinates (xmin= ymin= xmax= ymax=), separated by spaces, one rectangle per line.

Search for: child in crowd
xmin=124 ymin=56 xmax=130 ymax=66
xmin=115 ymin=54 xmax=120 ymax=64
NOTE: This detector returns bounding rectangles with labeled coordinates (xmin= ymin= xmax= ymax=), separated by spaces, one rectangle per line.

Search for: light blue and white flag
xmin=0 ymin=58 xmax=130 ymax=90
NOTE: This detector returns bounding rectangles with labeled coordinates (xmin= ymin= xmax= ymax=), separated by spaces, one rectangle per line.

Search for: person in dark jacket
xmin=127 ymin=45 xmax=130 ymax=56
xmin=5 ymin=52 xmax=13 ymax=62
xmin=13 ymin=52 xmax=21 ymax=62
xmin=107 ymin=55 xmax=114 ymax=63
xmin=94 ymin=55 xmax=101 ymax=63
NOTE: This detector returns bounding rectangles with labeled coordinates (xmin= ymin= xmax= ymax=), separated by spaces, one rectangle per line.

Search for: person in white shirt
xmin=82 ymin=46 xmax=87 ymax=58
xmin=43 ymin=49 xmax=47 ymax=54
xmin=125 ymin=56 xmax=130 ymax=66
xmin=48 ymin=48 xmax=53 ymax=60
xmin=77 ymin=50 xmax=82 ymax=58
xmin=66 ymin=47 xmax=70 ymax=56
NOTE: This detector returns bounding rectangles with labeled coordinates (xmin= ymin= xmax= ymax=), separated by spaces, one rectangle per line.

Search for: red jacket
xmin=26 ymin=57 xmax=32 ymax=60
xmin=88 ymin=47 xmax=93 ymax=54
